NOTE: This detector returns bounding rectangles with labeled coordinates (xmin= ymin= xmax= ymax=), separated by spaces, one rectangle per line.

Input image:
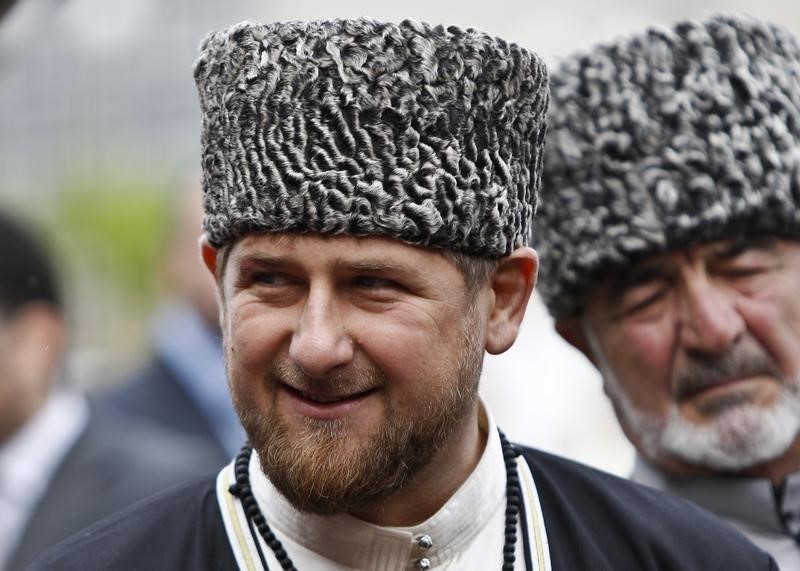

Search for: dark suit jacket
xmin=6 ymin=401 xmax=224 ymax=571
xmin=104 ymin=357 xmax=230 ymax=464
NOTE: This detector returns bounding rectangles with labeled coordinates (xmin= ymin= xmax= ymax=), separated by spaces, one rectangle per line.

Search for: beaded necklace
xmin=228 ymin=429 xmax=530 ymax=570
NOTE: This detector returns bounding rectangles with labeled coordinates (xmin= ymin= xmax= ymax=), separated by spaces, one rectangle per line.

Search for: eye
xmin=617 ymin=282 xmax=668 ymax=318
xmin=717 ymin=250 xmax=777 ymax=280
xmin=721 ymin=267 xmax=765 ymax=279
xmin=253 ymin=272 xmax=277 ymax=284
xmin=250 ymin=271 xmax=296 ymax=288
xmin=351 ymin=275 xmax=400 ymax=290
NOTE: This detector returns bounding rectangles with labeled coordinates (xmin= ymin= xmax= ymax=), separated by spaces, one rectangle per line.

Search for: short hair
xmin=444 ymin=250 xmax=500 ymax=296
xmin=0 ymin=211 xmax=61 ymax=316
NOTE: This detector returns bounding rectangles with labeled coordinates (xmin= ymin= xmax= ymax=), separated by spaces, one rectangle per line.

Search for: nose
xmin=678 ymin=275 xmax=745 ymax=355
xmin=288 ymin=287 xmax=354 ymax=379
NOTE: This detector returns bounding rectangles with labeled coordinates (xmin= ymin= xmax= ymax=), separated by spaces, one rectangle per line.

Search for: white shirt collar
xmin=249 ymin=402 xmax=505 ymax=569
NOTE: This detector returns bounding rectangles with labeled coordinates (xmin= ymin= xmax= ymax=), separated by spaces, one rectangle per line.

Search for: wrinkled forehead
xmin=224 ymin=231 xmax=456 ymax=273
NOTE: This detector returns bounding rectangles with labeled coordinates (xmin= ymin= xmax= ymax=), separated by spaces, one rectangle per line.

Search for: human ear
xmin=485 ymin=247 xmax=538 ymax=355
xmin=200 ymin=235 xmax=218 ymax=278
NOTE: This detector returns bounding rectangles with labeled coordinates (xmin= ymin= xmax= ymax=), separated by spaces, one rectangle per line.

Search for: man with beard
xmin=537 ymin=13 xmax=800 ymax=570
xmin=32 ymin=18 xmax=776 ymax=570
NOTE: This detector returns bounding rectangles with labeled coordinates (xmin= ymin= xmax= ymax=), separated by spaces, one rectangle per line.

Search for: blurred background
xmin=1 ymin=0 xmax=798 ymax=476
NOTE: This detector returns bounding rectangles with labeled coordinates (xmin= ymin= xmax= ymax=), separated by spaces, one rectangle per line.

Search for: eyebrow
xmin=707 ymin=237 xmax=776 ymax=261
xmin=234 ymin=254 xmax=297 ymax=270
xmin=602 ymin=237 xmax=779 ymax=300
xmin=345 ymin=260 xmax=412 ymax=273
xmin=233 ymin=253 xmax=416 ymax=275
xmin=607 ymin=262 xmax=669 ymax=296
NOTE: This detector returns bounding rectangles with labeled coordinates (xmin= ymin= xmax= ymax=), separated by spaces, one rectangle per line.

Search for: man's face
xmin=573 ymin=237 xmax=800 ymax=473
xmin=216 ymin=233 xmax=488 ymax=515
xmin=0 ymin=305 xmax=63 ymax=443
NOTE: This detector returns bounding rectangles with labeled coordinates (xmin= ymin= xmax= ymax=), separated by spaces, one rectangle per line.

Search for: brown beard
xmin=230 ymin=312 xmax=485 ymax=515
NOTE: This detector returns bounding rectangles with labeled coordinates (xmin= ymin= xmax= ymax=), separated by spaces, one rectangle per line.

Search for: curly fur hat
xmin=194 ymin=18 xmax=549 ymax=257
xmin=537 ymin=14 xmax=800 ymax=317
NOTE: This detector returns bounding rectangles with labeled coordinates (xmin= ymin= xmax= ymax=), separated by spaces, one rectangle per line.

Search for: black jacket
xmin=8 ymin=401 xmax=222 ymax=571
xmin=29 ymin=444 xmax=777 ymax=570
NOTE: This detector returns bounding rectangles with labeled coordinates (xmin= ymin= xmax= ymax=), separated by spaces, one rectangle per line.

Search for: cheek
xmin=737 ymin=293 xmax=800 ymax=378
xmin=358 ymin=320 xmax=432 ymax=374
xmin=226 ymin=305 xmax=286 ymax=375
xmin=354 ymin=314 xmax=461 ymax=398
xmin=599 ymin=322 xmax=676 ymax=410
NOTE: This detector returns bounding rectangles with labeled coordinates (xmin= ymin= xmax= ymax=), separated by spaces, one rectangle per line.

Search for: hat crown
xmin=195 ymin=18 xmax=549 ymax=258
xmin=537 ymin=15 xmax=800 ymax=317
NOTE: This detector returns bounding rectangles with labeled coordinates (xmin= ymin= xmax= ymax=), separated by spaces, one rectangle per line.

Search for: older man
xmin=537 ymin=14 xmax=800 ymax=570
xmin=33 ymin=18 xmax=776 ymax=570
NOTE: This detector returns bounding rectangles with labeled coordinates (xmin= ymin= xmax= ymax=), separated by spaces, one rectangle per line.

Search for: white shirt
xmin=0 ymin=389 xmax=88 ymax=569
xmin=217 ymin=403 xmax=551 ymax=570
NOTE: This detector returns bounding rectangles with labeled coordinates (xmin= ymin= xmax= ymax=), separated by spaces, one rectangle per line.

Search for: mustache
xmin=674 ymin=343 xmax=782 ymax=401
xmin=268 ymin=360 xmax=387 ymax=395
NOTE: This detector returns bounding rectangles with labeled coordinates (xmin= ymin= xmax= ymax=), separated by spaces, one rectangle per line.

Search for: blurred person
xmin=31 ymin=19 xmax=777 ymax=570
xmin=0 ymin=210 xmax=221 ymax=571
xmin=104 ymin=180 xmax=244 ymax=462
xmin=537 ymin=14 xmax=800 ymax=569
xmin=0 ymin=0 xmax=17 ymax=21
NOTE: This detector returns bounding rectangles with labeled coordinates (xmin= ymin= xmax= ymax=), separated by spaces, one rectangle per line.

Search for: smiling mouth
xmin=302 ymin=392 xmax=353 ymax=404
xmin=285 ymin=384 xmax=377 ymax=404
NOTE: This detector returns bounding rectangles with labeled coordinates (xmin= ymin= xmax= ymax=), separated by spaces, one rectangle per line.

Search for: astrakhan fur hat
xmin=194 ymin=18 xmax=549 ymax=257
xmin=537 ymin=14 xmax=800 ymax=317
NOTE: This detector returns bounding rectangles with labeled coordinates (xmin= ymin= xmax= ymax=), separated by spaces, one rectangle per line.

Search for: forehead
xmin=226 ymin=232 xmax=458 ymax=274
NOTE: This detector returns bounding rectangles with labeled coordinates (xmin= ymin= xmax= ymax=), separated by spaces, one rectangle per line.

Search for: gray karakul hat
xmin=537 ymin=14 xmax=800 ymax=318
xmin=193 ymin=18 xmax=548 ymax=257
